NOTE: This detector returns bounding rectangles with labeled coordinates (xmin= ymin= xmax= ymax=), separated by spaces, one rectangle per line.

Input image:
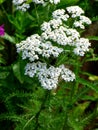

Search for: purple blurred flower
xmin=0 ymin=25 xmax=5 ymax=36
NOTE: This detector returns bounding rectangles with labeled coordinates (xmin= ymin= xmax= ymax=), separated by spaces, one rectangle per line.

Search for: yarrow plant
xmin=16 ymin=6 xmax=91 ymax=90
xmin=12 ymin=0 xmax=60 ymax=11
xmin=1 ymin=1 xmax=98 ymax=129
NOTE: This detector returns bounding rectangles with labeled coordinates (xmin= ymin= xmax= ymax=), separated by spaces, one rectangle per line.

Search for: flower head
xmin=66 ymin=6 xmax=84 ymax=18
xmin=12 ymin=0 xmax=60 ymax=11
xmin=25 ymin=62 xmax=75 ymax=90
xmin=12 ymin=0 xmax=30 ymax=11
xmin=16 ymin=6 xmax=91 ymax=90
xmin=0 ymin=25 xmax=5 ymax=36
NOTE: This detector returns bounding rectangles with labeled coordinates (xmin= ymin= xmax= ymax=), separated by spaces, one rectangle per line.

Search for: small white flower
xmin=74 ymin=16 xmax=92 ymax=29
xmin=41 ymin=19 xmax=62 ymax=32
xmin=41 ymin=41 xmax=63 ymax=58
xmin=41 ymin=22 xmax=51 ymax=32
xmin=12 ymin=0 xmax=30 ymax=11
xmin=66 ymin=6 xmax=84 ymax=18
xmin=52 ymin=9 xmax=69 ymax=21
xmin=80 ymin=16 xmax=92 ymax=25
xmin=16 ymin=3 xmax=30 ymax=12
xmin=33 ymin=0 xmax=45 ymax=4
xmin=52 ymin=9 xmax=65 ymax=18
xmin=60 ymin=65 xmax=75 ymax=82
xmin=73 ymin=38 xmax=91 ymax=56
xmin=74 ymin=21 xmax=85 ymax=29
xmin=50 ymin=19 xmax=62 ymax=29
xmin=13 ymin=0 xmax=26 ymax=5
xmin=49 ymin=0 xmax=60 ymax=4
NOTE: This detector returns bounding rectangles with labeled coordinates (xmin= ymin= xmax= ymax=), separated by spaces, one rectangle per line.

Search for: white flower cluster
xmin=73 ymin=38 xmax=91 ymax=56
xmin=12 ymin=0 xmax=60 ymax=11
xmin=16 ymin=34 xmax=63 ymax=61
xmin=12 ymin=0 xmax=30 ymax=12
xmin=66 ymin=6 xmax=84 ymax=18
xmin=52 ymin=9 xmax=69 ymax=21
xmin=49 ymin=0 xmax=60 ymax=5
xmin=66 ymin=6 xmax=91 ymax=29
xmin=25 ymin=62 xmax=75 ymax=90
xmin=41 ymin=24 xmax=80 ymax=46
xmin=13 ymin=0 xmax=26 ymax=5
xmin=41 ymin=7 xmax=91 ymax=55
xmin=74 ymin=15 xmax=92 ymax=29
xmin=60 ymin=65 xmax=75 ymax=82
xmin=16 ymin=6 xmax=91 ymax=90
xmin=33 ymin=0 xmax=44 ymax=4
xmin=33 ymin=0 xmax=60 ymax=5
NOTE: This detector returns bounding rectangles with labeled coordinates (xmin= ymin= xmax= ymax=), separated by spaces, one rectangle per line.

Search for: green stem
xmin=74 ymin=57 xmax=80 ymax=95
xmin=34 ymin=90 xmax=50 ymax=130
xmin=62 ymin=108 xmax=69 ymax=130
xmin=46 ymin=4 xmax=50 ymax=20
xmin=63 ymin=57 xmax=81 ymax=129
xmin=34 ymin=4 xmax=40 ymax=27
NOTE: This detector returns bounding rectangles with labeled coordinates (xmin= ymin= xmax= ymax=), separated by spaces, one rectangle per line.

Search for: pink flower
xmin=0 ymin=25 xmax=5 ymax=36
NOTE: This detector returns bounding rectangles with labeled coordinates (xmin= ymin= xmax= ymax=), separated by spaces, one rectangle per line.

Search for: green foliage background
xmin=0 ymin=0 xmax=98 ymax=130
